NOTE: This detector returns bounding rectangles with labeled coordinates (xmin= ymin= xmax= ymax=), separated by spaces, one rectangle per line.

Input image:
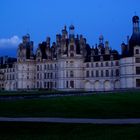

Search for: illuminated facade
xmin=0 ymin=16 xmax=140 ymax=91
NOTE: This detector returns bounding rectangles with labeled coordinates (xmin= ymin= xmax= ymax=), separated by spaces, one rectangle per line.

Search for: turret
xmin=69 ymin=24 xmax=75 ymax=38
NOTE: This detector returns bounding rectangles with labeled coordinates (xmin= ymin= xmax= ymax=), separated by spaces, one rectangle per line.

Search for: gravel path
xmin=0 ymin=117 xmax=140 ymax=124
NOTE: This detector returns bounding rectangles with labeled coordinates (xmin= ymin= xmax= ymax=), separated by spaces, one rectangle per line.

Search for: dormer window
xmin=110 ymin=55 xmax=114 ymax=61
xmin=100 ymin=56 xmax=103 ymax=61
xmin=70 ymin=53 xmax=74 ymax=57
xmin=70 ymin=45 xmax=74 ymax=51
xmin=37 ymin=52 xmax=41 ymax=57
xmin=136 ymin=49 xmax=139 ymax=54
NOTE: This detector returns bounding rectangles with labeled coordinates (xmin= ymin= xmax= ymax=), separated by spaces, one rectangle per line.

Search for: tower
xmin=129 ymin=15 xmax=140 ymax=56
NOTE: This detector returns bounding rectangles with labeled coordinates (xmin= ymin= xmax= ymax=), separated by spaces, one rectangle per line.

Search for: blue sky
xmin=0 ymin=0 xmax=140 ymax=56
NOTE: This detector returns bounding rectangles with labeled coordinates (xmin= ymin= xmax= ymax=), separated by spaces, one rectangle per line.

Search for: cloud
xmin=0 ymin=36 xmax=21 ymax=48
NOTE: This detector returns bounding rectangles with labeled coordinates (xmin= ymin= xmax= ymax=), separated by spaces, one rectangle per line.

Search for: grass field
xmin=0 ymin=92 xmax=140 ymax=118
xmin=0 ymin=122 xmax=139 ymax=140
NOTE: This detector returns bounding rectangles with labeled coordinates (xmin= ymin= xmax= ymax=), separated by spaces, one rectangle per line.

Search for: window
xmin=50 ymin=64 xmax=53 ymax=70
xmin=116 ymin=69 xmax=119 ymax=76
xmin=116 ymin=61 xmax=119 ymax=66
xmin=50 ymin=73 xmax=53 ymax=79
xmin=13 ymin=75 xmax=15 ymax=80
xmin=55 ymin=82 xmax=57 ymax=88
xmin=136 ymin=58 xmax=140 ymax=63
xmin=40 ymin=73 xmax=42 ymax=79
xmin=86 ymin=63 xmax=89 ymax=68
xmin=44 ymin=73 xmax=47 ymax=79
xmin=101 ymin=70 xmax=104 ymax=77
xmin=70 ymin=61 xmax=74 ymax=67
xmin=70 ymin=45 xmax=74 ymax=51
xmin=47 ymin=64 xmax=49 ymax=70
xmin=111 ymin=62 xmax=113 ymax=66
xmin=66 ymin=71 xmax=68 ymax=77
xmin=101 ymin=62 xmax=103 ymax=67
xmin=37 ymin=59 xmax=40 ymax=62
xmin=106 ymin=70 xmax=109 ymax=77
xmin=96 ymin=70 xmax=99 ymax=77
xmin=40 ymin=65 xmax=42 ymax=71
xmin=106 ymin=62 xmax=109 ymax=67
xmin=44 ymin=65 xmax=46 ymax=70
xmin=91 ymin=71 xmax=94 ymax=77
xmin=100 ymin=56 xmax=103 ymax=61
xmin=111 ymin=70 xmax=114 ymax=76
xmin=70 ymin=71 xmax=74 ymax=77
xmin=110 ymin=55 xmax=114 ymax=61
xmin=50 ymin=82 xmax=53 ymax=88
xmin=37 ymin=73 xmax=39 ymax=79
xmin=136 ymin=67 xmax=140 ymax=74
xmin=37 ymin=65 xmax=39 ymax=71
xmin=66 ymin=81 xmax=69 ymax=88
xmin=37 ymin=82 xmax=39 ymax=88
xmin=96 ymin=63 xmax=98 ymax=67
xmin=86 ymin=71 xmax=89 ymax=77
xmin=70 ymin=53 xmax=74 ymax=57
xmin=70 ymin=81 xmax=74 ymax=88
xmin=47 ymin=73 xmax=49 ymax=79
xmin=44 ymin=82 xmax=47 ymax=88
xmin=37 ymin=52 xmax=41 ymax=56
xmin=47 ymin=82 xmax=49 ymax=89
xmin=136 ymin=49 xmax=139 ymax=54
xmin=40 ymin=82 xmax=42 ymax=88
xmin=136 ymin=79 xmax=140 ymax=87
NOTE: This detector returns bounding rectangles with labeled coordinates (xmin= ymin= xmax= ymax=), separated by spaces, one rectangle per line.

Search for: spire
xmin=132 ymin=15 xmax=140 ymax=33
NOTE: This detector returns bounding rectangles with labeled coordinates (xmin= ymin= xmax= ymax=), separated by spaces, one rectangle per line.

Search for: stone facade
xmin=1 ymin=16 xmax=140 ymax=91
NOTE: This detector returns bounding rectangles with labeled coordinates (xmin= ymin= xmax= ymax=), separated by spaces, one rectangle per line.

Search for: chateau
xmin=0 ymin=16 xmax=140 ymax=91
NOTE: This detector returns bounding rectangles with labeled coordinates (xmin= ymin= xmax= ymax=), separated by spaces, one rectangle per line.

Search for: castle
xmin=0 ymin=16 xmax=140 ymax=91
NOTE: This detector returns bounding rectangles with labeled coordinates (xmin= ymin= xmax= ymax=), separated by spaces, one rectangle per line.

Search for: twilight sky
xmin=0 ymin=0 xmax=140 ymax=56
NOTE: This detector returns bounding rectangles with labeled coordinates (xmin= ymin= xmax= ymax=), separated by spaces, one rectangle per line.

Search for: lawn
xmin=0 ymin=92 xmax=140 ymax=118
xmin=0 ymin=122 xmax=140 ymax=140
